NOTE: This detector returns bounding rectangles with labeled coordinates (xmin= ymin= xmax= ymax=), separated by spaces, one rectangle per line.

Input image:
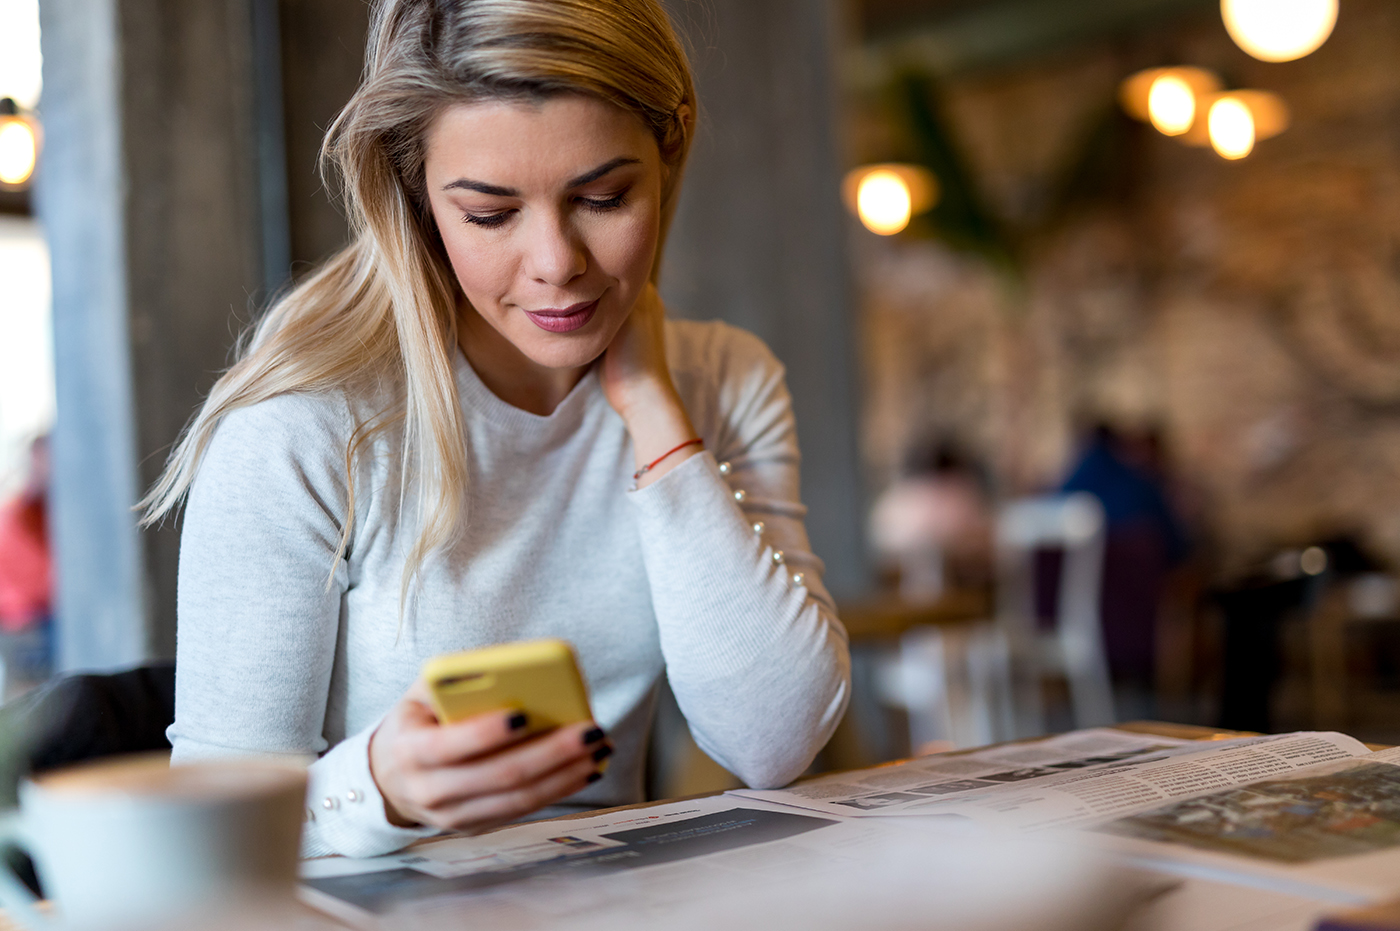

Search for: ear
xmin=660 ymin=104 xmax=695 ymax=188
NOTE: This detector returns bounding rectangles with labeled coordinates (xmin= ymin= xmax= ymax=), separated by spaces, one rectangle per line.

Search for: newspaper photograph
xmin=1099 ymin=753 xmax=1400 ymax=863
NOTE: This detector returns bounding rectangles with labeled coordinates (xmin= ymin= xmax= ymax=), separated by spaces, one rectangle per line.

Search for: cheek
xmin=594 ymin=213 xmax=660 ymax=290
xmin=439 ymin=226 xmax=513 ymax=307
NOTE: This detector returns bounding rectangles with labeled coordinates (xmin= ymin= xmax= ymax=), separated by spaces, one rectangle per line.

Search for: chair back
xmin=995 ymin=493 xmax=1113 ymax=734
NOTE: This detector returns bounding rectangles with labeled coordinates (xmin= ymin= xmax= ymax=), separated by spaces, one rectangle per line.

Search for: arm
xmin=171 ymin=394 xmax=611 ymax=856
xmin=169 ymin=394 xmax=436 ymax=857
xmin=601 ymin=294 xmax=851 ymax=788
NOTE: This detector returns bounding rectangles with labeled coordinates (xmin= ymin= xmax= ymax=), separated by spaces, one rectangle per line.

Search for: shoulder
xmin=664 ymin=318 xmax=786 ymax=399
xmin=208 ymin=390 xmax=359 ymax=461
xmin=664 ymin=319 xmax=794 ymax=456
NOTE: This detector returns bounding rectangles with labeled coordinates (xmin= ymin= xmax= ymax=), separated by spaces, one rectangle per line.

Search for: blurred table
xmin=836 ymin=588 xmax=991 ymax=641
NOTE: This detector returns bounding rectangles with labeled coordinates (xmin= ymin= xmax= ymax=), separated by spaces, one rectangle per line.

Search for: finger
xmin=412 ymin=722 xmax=606 ymax=809
xmin=432 ymin=750 xmax=603 ymax=833
xmin=405 ymin=707 xmax=535 ymax=769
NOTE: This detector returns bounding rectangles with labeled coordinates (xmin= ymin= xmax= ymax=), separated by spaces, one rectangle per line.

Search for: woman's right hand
xmin=368 ymin=679 xmax=611 ymax=832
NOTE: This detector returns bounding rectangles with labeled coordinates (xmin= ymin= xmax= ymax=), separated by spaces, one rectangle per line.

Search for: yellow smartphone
xmin=421 ymin=638 xmax=594 ymax=737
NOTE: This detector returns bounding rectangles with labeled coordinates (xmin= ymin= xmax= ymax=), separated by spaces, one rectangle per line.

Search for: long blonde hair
xmin=141 ymin=0 xmax=696 ymax=600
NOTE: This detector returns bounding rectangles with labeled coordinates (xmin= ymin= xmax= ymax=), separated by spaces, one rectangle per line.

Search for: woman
xmin=146 ymin=0 xmax=850 ymax=858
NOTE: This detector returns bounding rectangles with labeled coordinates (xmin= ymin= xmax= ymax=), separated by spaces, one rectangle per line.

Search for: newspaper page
xmin=733 ymin=731 xmax=1371 ymax=830
xmin=299 ymin=795 xmax=848 ymax=923
xmin=1087 ymin=746 xmax=1400 ymax=901
xmin=299 ymin=793 xmax=1145 ymax=930
xmin=731 ymin=727 xmax=1196 ymax=817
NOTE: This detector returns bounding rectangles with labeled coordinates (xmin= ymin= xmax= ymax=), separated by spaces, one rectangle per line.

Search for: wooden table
xmin=836 ymin=588 xmax=991 ymax=641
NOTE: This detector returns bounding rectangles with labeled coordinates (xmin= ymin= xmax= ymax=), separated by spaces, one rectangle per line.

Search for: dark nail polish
xmin=587 ymin=771 xmax=603 ymax=784
xmin=582 ymin=726 xmax=606 ymax=746
xmin=508 ymin=711 xmax=528 ymax=731
xmin=592 ymin=743 xmax=614 ymax=763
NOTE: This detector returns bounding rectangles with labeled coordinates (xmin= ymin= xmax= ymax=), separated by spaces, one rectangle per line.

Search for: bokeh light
xmin=0 ymin=117 xmax=37 ymax=186
xmin=1221 ymin=0 xmax=1337 ymax=63
xmin=1208 ymin=96 xmax=1255 ymax=160
xmin=1147 ymin=75 xmax=1196 ymax=136
xmin=857 ymin=170 xmax=912 ymax=236
xmin=842 ymin=164 xmax=938 ymax=237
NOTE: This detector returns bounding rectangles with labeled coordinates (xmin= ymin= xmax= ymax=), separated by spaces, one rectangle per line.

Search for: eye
xmin=463 ymin=210 xmax=512 ymax=229
xmin=579 ymin=191 xmax=629 ymax=213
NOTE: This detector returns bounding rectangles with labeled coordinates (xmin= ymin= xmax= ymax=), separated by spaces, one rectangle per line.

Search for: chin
xmin=516 ymin=332 xmax=612 ymax=371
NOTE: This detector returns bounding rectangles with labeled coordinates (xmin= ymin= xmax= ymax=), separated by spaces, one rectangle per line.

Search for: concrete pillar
xmin=39 ymin=0 xmax=270 ymax=669
xmin=662 ymin=0 xmax=871 ymax=596
xmin=36 ymin=0 xmax=148 ymax=671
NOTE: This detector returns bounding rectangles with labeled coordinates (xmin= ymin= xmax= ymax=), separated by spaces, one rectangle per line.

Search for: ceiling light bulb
xmin=1221 ymin=0 xmax=1337 ymax=62
xmin=1147 ymin=75 xmax=1196 ymax=136
xmin=856 ymin=170 xmax=912 ymax=236
xmin=1209 ymin=96 xmax=1255 ymax=160
xmin=0 ymin=118 xmax=36 ymax=186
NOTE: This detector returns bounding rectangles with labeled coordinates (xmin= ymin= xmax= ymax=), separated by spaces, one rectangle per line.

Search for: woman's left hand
xmin=601 ymin=283 xmax=702 ymax=488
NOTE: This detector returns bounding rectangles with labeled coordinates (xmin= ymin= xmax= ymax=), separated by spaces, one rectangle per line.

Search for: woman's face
xmin=423 ymin=94 xmax=664 ymax=374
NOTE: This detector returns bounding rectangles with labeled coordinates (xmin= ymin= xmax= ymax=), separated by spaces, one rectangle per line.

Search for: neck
xmin=457 ymin=302 xmax=589 ymax=416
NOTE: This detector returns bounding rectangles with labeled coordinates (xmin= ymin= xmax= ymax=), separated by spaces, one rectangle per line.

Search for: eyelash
xmin=461 ymin=191 xmax=630 ymax=229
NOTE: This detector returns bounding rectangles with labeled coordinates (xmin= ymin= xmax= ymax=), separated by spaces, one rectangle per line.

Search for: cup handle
xmin=0 ymin=813 xmax=53 ymax=929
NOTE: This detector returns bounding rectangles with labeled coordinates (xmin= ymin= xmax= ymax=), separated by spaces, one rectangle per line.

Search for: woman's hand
xmin=368 ymin=680 xmax=612 ymax=833
xmin=601 ymin=283 xmax=702 ymax=488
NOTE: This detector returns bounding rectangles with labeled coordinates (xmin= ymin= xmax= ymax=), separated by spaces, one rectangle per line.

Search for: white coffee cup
xmin=0 ymin=753 xmax=307 ymax=930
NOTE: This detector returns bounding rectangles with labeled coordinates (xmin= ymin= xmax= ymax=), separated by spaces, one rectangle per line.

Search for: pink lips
xmin=524 ymin=300 xmax=599 ymax=333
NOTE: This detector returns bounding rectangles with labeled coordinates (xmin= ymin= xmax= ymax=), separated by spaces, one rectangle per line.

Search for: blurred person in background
xmin=869 ymin=441 xmax=993 ymax=602
xmin=0 ymin=435 xmax=53 ymax=690
xmin=1060 ymin=423 xmax=1191 ymax=711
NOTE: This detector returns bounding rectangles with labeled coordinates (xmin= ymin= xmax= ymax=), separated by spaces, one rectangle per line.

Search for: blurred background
xmin=3 ymin=0 xmax=1399 ymax=792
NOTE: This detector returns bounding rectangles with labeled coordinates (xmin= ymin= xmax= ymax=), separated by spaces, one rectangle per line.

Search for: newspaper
xmin=732 ymin=730 xmax=1372 ymax=831
xmin=298 ymin=794 xmax=1139 ymax=929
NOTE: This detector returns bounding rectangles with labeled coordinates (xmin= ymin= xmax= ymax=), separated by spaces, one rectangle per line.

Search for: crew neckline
xmin=453 ymin=345 xmax=603 ymax=433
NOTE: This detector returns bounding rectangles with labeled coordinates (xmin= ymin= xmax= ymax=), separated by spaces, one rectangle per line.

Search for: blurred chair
xmin=2 ymin=662 xmax=175 ymax=775
xmin=872 ymin=494 xmax=1113 ymax=750
xmin=1309 ymin=572 xmax=1399 ymax=729
xmin=0 ymin=662 xmax=175 ymax=897
xmin=997 ymin=493 xmax=1114 ymax=736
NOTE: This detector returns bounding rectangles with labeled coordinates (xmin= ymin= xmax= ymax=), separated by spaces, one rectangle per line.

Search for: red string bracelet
xmin=632 ymin=438 xmax=704 ymax=485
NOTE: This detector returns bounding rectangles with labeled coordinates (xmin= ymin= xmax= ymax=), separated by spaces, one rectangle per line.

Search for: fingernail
xmin=582 ymin=726 xmax=606 ymax=745
xmin=592 ymin=744 xmax=614 ymax=763
xmin=587 ymin=771 xmax=603 ymax=784
xmin=508 ymin=712 xmax=528 ymax=731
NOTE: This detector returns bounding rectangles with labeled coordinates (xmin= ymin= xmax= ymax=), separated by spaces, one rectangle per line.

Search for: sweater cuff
xmin=300 ymin=721 xmax=439 ymax=859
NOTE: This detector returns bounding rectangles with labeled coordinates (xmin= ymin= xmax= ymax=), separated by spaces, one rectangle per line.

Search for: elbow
xmin=714 ymin=678 xmax=853 ymax=791
xmin=734 ymin=752 xmax=815 ymax=791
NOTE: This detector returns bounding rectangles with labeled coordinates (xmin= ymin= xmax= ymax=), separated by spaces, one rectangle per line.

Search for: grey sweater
xmin=168 ymin=319 xmax=851 ymax=858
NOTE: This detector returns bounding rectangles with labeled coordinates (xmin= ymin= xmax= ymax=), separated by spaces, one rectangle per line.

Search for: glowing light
xmin=1222 ymin=0 xmax=1337 ymax=62
xmin=1209 ymin=96 xmax=1255 ymax=160
xmin=1119 ymin=67 xmax=1220 ymax=135
xmin=1147 ymin=75 xmax=1196 ymax=136
xmin=842 ymin=164 xmax=938 ymax=237
xmin=856 ymin=171 xmax=911 ymax=236
xmin=0 ymin=118 xmax=36 ymax=185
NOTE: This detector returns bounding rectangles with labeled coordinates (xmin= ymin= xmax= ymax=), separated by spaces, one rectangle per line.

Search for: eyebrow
xmin=442 ymin=156 xmax=642 ymax=196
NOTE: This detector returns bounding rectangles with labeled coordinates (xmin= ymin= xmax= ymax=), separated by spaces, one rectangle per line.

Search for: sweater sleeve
xmin=627 ymin=326 xmax=851 ymax=789
xmin=167 ymin=394 xmax=436 ymax=857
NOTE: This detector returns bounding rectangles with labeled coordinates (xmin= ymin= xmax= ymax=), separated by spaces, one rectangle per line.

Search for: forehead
xmin=423 ymin=94 xmax=657 ymax=186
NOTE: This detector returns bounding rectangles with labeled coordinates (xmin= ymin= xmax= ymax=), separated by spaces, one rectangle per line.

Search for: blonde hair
xmin=141 ymin=0 xmax=696 ymax=603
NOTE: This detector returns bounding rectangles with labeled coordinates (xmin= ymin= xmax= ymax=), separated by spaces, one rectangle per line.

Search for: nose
xmin=523 ymin=211 xmax=587 ymax=287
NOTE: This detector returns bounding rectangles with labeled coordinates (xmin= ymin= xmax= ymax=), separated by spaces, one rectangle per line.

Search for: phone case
xmin=421 ymin=639 xmax=593 ymax=735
